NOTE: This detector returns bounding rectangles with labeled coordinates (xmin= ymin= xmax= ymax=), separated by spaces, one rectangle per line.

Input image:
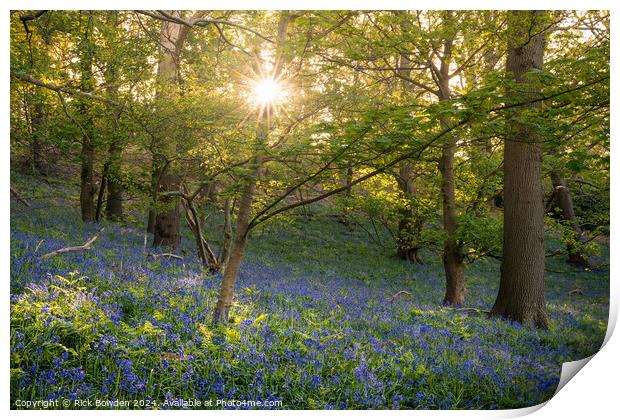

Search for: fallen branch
xmin=34 ymin=239 xmax=45 ymax=253
xmin=147 ymin=253 xmax=184 ymax=261
xmin=10 ymin=186 xmax=31 ymax=207
xmin=40 ymin=229 xmax=103 ymax=259
xmin=387 ymin=290 xmax=412 ymax=302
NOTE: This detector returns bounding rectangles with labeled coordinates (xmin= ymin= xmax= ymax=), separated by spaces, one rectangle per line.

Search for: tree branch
xmin=135 ymin=10 xmax=273 ymax=43
xmin=11 ymin=70 xmax=120 ymax=106
xmin=247 ymin=77 xmax=607 ymax=230
xmin=40 ymin=229 xmax=104 ymax=259
xmin=10 ymin=186 xmax=31 ymax=207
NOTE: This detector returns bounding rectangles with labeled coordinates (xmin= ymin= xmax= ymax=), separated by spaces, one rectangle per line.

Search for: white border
xmin=3 ymin=2 xmax=617 ymax=419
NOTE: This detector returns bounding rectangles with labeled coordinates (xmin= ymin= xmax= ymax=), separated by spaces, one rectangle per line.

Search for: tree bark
xmin=550 ymin=172 xmax=592 ymax=268
xmin=394 ymin=43 xmax=425 ymax=264
xmin=95 ymin=169 xmax=107 ymax=223
xmin=395 ymin=161 xmax=423 ymax=263
xmin=213 ymin=158 xmax=262 ymax=323
xmin=436 ymin=28 xmax=466 ymax=306
xmin=490 ymin=11 xmax=548 ymax=329
xmin=79 ymin=137 xmax=96 ymax=223
xmin=220 ymin=197 xmax=233 ymax=269
xmin=105 ymin=140 xmax=123 ymax=220
xmin=147 ymin=159 xmax=159 ymax=234
xmin=78 ymin=13 xmax=96 ymax=223
xmin=103 ymin=11 xmax=124 ymax=221
xmin=31 ymin=99 xmax=47 ymax=175
xmin=152 ymin=171 xmax=181 ymax=248
xmin=151 ymin=11 xmax=197 ymax=247
xmin=438 ymin=131 xmax=465 ymax=305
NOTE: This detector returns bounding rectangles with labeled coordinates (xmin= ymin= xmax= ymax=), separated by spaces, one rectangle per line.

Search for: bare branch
xmin=41 ymin=229 xmax=104 ymax=260
xmin=147 ymin=252 xmax=184 ymax=260
xmin=387 ymin=290 xmax=412 ymax=302
xmin=10 ymin=186 xmax=31 ymax=207
xmin=135 ymin=10 xmax=273 ymax=43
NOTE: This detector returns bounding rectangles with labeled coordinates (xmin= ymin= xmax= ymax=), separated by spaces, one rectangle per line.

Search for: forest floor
xmin=10 ymin=173 xmax=609 ymax=409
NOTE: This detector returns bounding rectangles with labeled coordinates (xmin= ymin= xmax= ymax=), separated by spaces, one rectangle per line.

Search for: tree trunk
xmin=104 ymin=141 xmax=123 ymax=220
xmin=436 ymin=29 xmax=466 ymax=306
xmin=153 ymin=172 xmax=181 ymax=248
xmin=103 ymin=12 xmax=124 ymax=221
xmin=490 ymin=11 xmax=548 ymax=329
xmin=220 ymin=197 xmax=233 ymax=270
xmin=147 ymin=158 xmax=159 ymax=234
xmin=394 ymin=46 xmax=425 ymax=264
xmin=439 ymin=133 xmax=466 ymax=305
xmin=212 ymin=11 xmax=295 ymax=324
xmin=79 ymin=137 xmax=96 ymax=223
xmin=550 ymin=172 xmax=592 ymax=268
xmin=395 ymin=161 xmax=423 ymax=263
xmin=150 ymin=11 xmax=195 ymax=247
xmin=95 ymin=169 xmax=107 ymax=223
xmin=213 ymin=159 xmax=261 ymax=323
xmin=31 ymin=99 xmax=47 ymax=175
xmin=78 ymin=13 xmax=96 ymax=223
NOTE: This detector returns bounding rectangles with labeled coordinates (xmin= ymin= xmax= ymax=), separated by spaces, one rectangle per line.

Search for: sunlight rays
xmin=251 ymin=77 xmax=288 ymax=107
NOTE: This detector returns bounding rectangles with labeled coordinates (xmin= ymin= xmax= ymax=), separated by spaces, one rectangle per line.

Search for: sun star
xmin=251 ymin=77 xmax=287 ymax=107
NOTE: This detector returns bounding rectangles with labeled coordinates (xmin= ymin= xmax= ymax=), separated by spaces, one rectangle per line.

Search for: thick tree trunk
xmin=150 ymin=11 xmax=195 ymax=247
xmin=550 ymin=172 xmax=592 ymax=268
xmin=103 ymin=13 xmax=124 ymax=222
xmin=78 ymin=14 xmax=96 ymax=223
xmin=153 ymin=172 xmax=181 ymax=248
xmin=79 ymin=137 xmax=96 ymax=222
xmin=396 ymin=215 xmax=423 ymax=263
xmin=147 ymin=158 xmax=159 ymax=234
xmin=490 ymin=11 xmax=548 ymax=329
xmin=105 ymin=142 xmax=124 ymax=220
